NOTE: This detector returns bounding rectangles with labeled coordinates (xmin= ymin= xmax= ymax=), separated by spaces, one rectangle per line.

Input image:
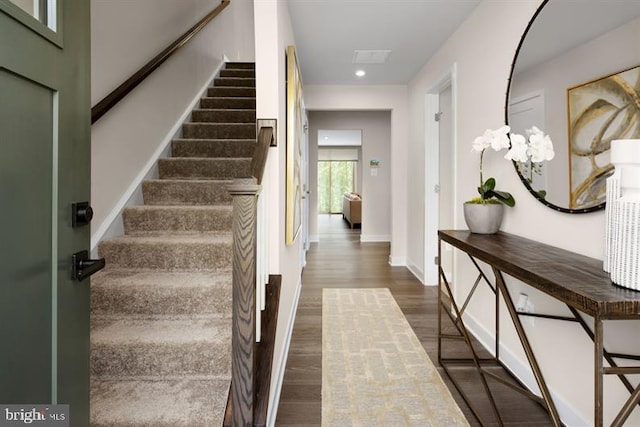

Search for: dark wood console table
xmin=438 ymin=230 xmax=640 ymax=427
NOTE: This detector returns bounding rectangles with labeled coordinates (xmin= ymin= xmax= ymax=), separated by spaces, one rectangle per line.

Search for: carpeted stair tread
xmin=142 ymin=179 xmax=232 ymax=205
xmin=182 ymin=122 xmax=256 ymax=139
xmin=199 ymin=97 xmax=256 ymax=109
xmin=213 ymin=77 xmax=255 ymax=87
xmin=90 ymin=378 xmax=229 ymax=427
xmin=158 ymin=157 xmax=251 ymax=179
xmin=123 ymin=205 xmax=232 ymax=234
xmin=191 ymin=108 xmax=256 ymax=123
xmin=91 ymin=270 xmax=232 ymax=317
xmin=99 ymin=234 xmax=232 ymax=271
xmin=207 ymin=86 xmax=255 ymax=98
xmin=92 ymin=317 xmax=230 ymax=345
xmin=91 ymin=317 xmax=231 ymax=377
xmin=172 ymin=138 xmax=255 ymax=158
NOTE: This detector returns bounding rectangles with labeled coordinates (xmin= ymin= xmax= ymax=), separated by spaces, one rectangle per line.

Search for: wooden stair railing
xmin=91 ymin=0 xmax=231 ymax=124
xmin=227 ymin=125 xmax=276 ymax=426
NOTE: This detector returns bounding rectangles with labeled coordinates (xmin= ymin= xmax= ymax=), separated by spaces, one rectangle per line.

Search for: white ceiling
xmin=287 ymin=0 xmax=640 ymax=86
xmin=287 ymin=0 xmax=481 ymax=86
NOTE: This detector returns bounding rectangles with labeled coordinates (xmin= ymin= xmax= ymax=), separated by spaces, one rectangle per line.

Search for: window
xmin=318 ymin=161 xmax=356 ymax=213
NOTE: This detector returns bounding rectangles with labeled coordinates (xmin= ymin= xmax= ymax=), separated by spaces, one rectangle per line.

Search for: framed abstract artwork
xmin=567 ymin=65 xmax=640 ymax=209
xmin=286 ymin=45 xmax=304 ymax=245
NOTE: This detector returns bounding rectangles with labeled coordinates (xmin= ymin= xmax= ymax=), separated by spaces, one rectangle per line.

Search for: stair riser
xmin=91 ymin=283 xmax=232 ymax=317
xmin=200 ymin=97 xmax=256 ymax=109
xmin=183 ymin=123 xmax=256 ymax=139
xmin=142 ymin=180 xmax=231 ymax=205
xmin=191 ymin=109 xmax=256 ymax=123
xmin=123 ymin=207 xmax=232 ymax=234
xmin=172 ymin=139 xmax=255 ymax=158
xmin=207 ymin=87 xmax=255 ymax=98
xmin=225 ymin=62 xmax=255 ymax=70
xmin=91 ymin=341 xmax=231 ymax=377
xmin=158 ymin=158 xmax=251 ymax=179
xmin=99 ymin=240 xmax=232 ymax=271
xmin=213 ymin=77 xmax=255 ymax=87
xmin=219 ymin=69 xmax=255 ymax=78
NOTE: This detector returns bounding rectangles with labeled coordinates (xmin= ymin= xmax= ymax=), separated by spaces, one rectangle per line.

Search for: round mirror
xmin=506 ymin=0 xmax=640 ymax=213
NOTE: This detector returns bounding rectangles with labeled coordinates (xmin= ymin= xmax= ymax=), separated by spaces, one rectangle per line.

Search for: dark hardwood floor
xmin=275 ymin=214 xmax=554 ymax=426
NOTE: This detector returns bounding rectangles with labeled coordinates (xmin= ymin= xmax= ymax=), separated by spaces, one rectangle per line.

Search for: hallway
xmin=275 ymin=215 xmax=553 ymax=426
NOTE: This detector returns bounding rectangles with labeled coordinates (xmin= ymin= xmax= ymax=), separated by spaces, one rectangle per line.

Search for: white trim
xmin=309 ymin=234 xmax=320 ymax=243
xmin=463 ymin=312 xmax=589 ymax=427
xmin=90 ymin=61 xmax=226 ymax=251
xmin=360 ymin=234 xmax=391 ymax=242
xmin=406 ymin=261 xmax=425 ymax=285
xmin=266 ymin=277 xmax=303 ymax=427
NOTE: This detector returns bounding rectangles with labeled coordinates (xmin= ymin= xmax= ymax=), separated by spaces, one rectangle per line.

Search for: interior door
xmin=438 ymin=85 xmax=454 ymax=283
xmin=0 ymin=0 xmax=91 ymax=424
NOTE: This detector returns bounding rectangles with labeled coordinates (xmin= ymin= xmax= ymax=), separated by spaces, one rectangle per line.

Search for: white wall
xmin=252 ymin=2 xmax=305 ymax=425
xmin=90 ymin=0 xmax=255 ymax=246
xmin=407 ymin=1 xmax=639 ymax=425
xmin=308 ymin=111 xmax=392 ymax=242
xmin=304 ymin=86 xmax=409 ymax=265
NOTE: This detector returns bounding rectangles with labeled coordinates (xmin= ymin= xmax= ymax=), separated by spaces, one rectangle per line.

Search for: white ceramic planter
xmin=463 ymin=202 xmax=505 ymax=234
xmin=604 ymin=139 xmax=640 ymax=290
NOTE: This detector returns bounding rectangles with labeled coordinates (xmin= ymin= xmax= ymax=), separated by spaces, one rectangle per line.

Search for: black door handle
xmin=72 ymin=202 xmax=94 ymax=227
xmin=72 ymin=250 xmax=105 ymax=281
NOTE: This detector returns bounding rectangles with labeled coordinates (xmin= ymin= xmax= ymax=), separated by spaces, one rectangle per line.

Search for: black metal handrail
xmin=91 ymin=0 xmax=231 ymax=124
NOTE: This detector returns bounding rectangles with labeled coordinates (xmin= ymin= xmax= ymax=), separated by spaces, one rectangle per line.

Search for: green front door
xmin=0 ymin=0 xmax=91 ymax=425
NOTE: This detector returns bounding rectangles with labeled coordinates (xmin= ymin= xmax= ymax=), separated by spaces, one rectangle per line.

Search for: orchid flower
xmin=471 ymin=125 xmax=554 ymax=207
xmin=527 ymin=126 xmax=555 ymax=163
xmin=504 ymin=133 xmax=528 ymax=163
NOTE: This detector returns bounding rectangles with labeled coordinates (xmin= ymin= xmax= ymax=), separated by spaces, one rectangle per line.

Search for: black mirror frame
xmin=504 ymin=0 xmax=605 ymax=214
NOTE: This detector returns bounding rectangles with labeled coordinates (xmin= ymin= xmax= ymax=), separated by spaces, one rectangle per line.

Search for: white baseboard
xmin=90 ymin=61 xmax=226 ymax=251
xmin=406 ymin=261 xmax=425 ymax=285
xmin=266 ymin=277 xmax=302 ymax=427
xmin=462 ymin=312 xmax=588 ymax=426
xmin=360 ymin=234 xmax=390 ymax=242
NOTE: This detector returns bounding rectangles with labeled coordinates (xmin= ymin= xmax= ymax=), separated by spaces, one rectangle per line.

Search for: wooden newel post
xmin=228 ymin=177 xmax=261 ymax=427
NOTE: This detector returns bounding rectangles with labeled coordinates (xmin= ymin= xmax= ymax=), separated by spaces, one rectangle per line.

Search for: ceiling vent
xmin=352 ymin=50 xmax=392 ymax=64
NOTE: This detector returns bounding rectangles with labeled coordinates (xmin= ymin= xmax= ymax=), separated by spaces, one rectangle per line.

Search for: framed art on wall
xmin=567 ymin=65 xmax=640 ymax=209
xmin=286 ymin=45 xmax=304 ymax=245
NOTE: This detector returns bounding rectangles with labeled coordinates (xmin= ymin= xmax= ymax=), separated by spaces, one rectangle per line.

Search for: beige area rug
xmin=322 ymin=288 xmax=469 ymax=427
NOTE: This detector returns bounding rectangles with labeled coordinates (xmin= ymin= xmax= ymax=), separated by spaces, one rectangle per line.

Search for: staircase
xmin=90 ymin=62 xmax=256 ymax=427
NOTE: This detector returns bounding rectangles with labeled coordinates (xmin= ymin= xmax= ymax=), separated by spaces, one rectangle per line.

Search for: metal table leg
xmin=492 ymin=267 xmax=562 ymax=426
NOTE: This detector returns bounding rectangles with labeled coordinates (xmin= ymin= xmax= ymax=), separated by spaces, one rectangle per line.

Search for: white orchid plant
xmin=471 ymin=125 xmax=554 ymax=207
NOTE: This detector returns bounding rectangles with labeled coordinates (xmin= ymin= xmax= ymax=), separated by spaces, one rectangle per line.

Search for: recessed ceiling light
xmin=324 ymin=136 xmax=329 ymax=140
xmin=355 ymin=70 xmax=366 ymax=77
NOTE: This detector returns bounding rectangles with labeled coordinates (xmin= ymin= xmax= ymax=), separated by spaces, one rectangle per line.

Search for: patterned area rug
xmin=322 ymin=288 xmax=469 ymax=426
